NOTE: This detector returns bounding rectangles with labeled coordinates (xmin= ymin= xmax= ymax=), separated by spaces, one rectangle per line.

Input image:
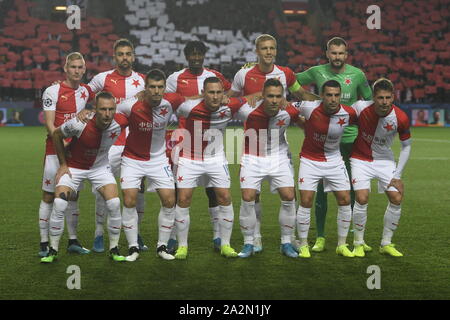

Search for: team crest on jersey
xmin=344 ymin=77 xmax=352 ymax=86
xmin=43 ymin=98 xmax=53 ymax=108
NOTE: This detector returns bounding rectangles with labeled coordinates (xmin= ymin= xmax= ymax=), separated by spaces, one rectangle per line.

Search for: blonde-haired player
xmin=39 ymin=52 xmax=92 ymax=257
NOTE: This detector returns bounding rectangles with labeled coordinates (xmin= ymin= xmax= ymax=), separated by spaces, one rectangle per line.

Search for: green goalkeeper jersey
xmin=296 ymin=63 xmax=372 ymax=143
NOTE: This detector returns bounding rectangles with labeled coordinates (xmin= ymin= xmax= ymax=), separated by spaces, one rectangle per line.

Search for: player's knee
xmin=123 ymin=195 xmax=136 ymax=208
xmin=161 ymin=196 xmax=176 ymax=209
xmin=337 ymin=196 xmax=351 ymax=206
xmin=389 ymin=194 xmax=402 ymax=206
xmin=242 ymin=193 xmax=256 ymax=202
xmin=177 ymin=195 xmax=192 ymax=208
xmin=355 ymin=195 xmax=368 ymax=205
xmin=42 ymin=191 xmax=54 ymax=203
xmin=105 ymin=197 xmax=121 ymax=214
xmin=280 ymin=191 xmax=295 ymax=202
xmin=216 ymin=194 xmax=231 ymax=206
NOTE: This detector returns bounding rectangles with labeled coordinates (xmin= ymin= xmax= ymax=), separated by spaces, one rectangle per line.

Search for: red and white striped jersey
xmin=293 ymin=100 xmax=358 ymax=162
xmin=176 ymin=97 xmax=247 ymax=160
xmin=166 ymin=68 xmax=231 ymax=97
xmin=119 ymin=93 xmax=185 ymax=161
xmin=88 ymin=69 xmax=146 ymax=146
xmin=60 ymin=113 xmax=128 ymax=170
xmin=42 ymin=82 xmax=92 ymax=155
xmin=351 ymin=101 xmax=411 ymax=162
xmin=231 ymin=64 xmax=296 ymax=96
xmin=235 ymin=101 xmax=300 ymax=157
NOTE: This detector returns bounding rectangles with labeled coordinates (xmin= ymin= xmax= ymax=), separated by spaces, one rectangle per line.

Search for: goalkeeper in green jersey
xmin=295 ymin=37 xmax=373 ymax=253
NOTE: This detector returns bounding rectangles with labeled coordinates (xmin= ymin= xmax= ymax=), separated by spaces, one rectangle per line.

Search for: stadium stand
xmin=124 ymin=0 xmax=277 ymax=78
xmin=0 ymin=0 xmax=448 ymax=104
xmin=0 ymin=0 xmax=119 ymax=100
xmin=279 ymin=0 xmax=449 ymax=103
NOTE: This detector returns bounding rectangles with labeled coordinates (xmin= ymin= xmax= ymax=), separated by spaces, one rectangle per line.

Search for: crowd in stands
xmin=279 ymin=0 xmax=449 ymax=103
xmin=0 ymin=0 xmax=447 ymax=103
xmin=126 ymin=0 xmax=277 ymax=80
xmin=0 ymin=0 xmax=118 ymax=101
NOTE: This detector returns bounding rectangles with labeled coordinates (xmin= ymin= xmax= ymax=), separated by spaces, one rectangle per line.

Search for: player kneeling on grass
xmin=41 ymin=92 xmax=128 ymax=263
xmin=350 ymin=78 xmax=411 ymax=257
xmin=294 ymin=80 xmax=358 ymax=258
xmin=236 ymin=79 xmax=306 ymax=258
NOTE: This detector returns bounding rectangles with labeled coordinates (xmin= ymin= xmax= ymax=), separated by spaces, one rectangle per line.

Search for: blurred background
xmin=0 ymin=0 xmax=448 ymax=126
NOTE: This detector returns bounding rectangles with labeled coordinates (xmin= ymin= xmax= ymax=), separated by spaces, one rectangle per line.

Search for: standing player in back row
xmin=87 ymin=38 xmax=148 ymax=252
xmin=229 ymin=34 xmax=319 ymax=253
xmin=295 ymin=37 xmax=373 ymax=253
xmin=350 ymin=78 xmax=411 ymax=257
xmin=165 ymin=41 xmax=232 ymax=252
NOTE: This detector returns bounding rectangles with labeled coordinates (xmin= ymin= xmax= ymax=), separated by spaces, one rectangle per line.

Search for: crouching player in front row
xmin=41 ymin=92 xmax=128 ymax=263
xmin=350 ymin=78 xmax=411 ymax=257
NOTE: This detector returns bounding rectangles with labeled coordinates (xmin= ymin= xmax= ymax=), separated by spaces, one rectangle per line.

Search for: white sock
xmin=49 ymin=198 xmax=68 ymax=252
xmin=296 ymin=206 xmax=311 ymax=246
xmin=239 ymin=200 xmax=256 ymax=245
xmin=136 ymin=191 xmax=145 ymax=229
xmin=219 ymin=204 xmax=234 ymax=246
xmin=106 ymin=198 xmax=121 ymax=250
xmin=209 ymin=206 xmax=220 ymax=240
xmin=353 ymin=202 xmax=368 ymax=245
xmin=381 ymin=202 xmax=402 ymax=246
xmin=95 ymin=192 xmax=106 ymax=237
xmin=279 ymin=200 xmax=296 ymax=244
xmin=65 ymin=201 xmax=79 ymax=240
xmin=175 ymin=205 xmax=190 ymax=247
xmin=337 ymin=205 xmax=352 ymax=246
xmin=157 ymin=206 xmax=176 ymax=247
xmin=254 ymin=200 xmax=262 ymax=239
xmin=39 ymin=200 xmax=53 ymax=243
xmin=122 ymin=206 xmax=138 ymax=248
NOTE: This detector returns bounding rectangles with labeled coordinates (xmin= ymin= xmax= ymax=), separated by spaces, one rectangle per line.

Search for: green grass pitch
xmin=0 ymin=126 xmax=449 ymax=300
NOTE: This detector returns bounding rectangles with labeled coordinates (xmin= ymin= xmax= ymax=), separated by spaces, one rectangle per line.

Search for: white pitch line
xmin=413 ymin=138 xmax=450 ymax=143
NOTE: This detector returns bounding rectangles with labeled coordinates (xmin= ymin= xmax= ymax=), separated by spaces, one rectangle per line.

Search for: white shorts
xmin=57 ymin=165 xmax=116 ymax=192
xmin=108 ymin=145 xmax=124 ymax=178
xmin=298 ymin=157 xmax=350 ymax=192
xmin=240 ymin=154 xmax=294 ymax=193
xmin=42 ymin=155 xmax=85 ymax=192
xmin=121 ymin=156 xmax=175 ymax=190
xmin=176 ymin=156 xmax=231 ymax=189
xmin=350 ymin=158 xmax=398 ymax=193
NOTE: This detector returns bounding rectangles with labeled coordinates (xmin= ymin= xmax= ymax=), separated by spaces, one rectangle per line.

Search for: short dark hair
xmin=184 ymin=41 xmax=207 ymax=57
xmin=95 ymin=91 xmax=115 ymax=106
xmin=327 ymin=37 xmax=347 ymax=50
xmin=145 ymin=69 xmax=166 ymax=85
xmin=263 ymin=78 xmax=284 ymax=92
xmin=203 ymin=77 xmax=223 ymax=90
xmin=113 ymin=38 xmax=134 ymax=53
xmin=373 ymin=78 xmax=394 ymax=94
xmin=322 ymin=79 xmax=341 ymax=92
